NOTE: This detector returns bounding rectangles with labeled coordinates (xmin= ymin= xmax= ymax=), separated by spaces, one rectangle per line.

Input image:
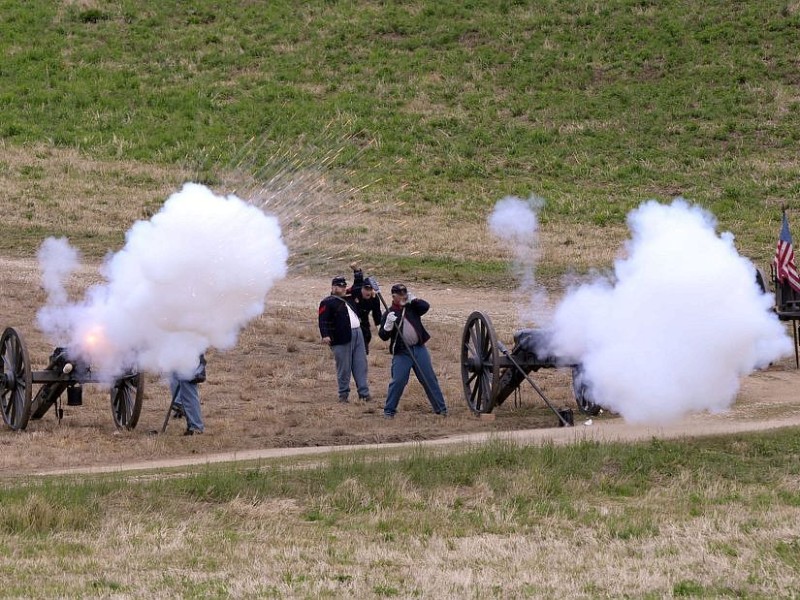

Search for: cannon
xmin=460 ymin=311 xmax=601 ymax=421
xmin=0 ymin=327 xmax=143 ymax=431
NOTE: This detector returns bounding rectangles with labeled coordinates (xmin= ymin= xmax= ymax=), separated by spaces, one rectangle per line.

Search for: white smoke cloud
xmin=546 ymin=198 xmax=792 ymax=423
xmin=37 ymin=237 xmax=80 ymax=309
xmin=36 ymin=182 xmax=289 ymax=380
xmin=488 ymin=195 xmax=551 ymax=325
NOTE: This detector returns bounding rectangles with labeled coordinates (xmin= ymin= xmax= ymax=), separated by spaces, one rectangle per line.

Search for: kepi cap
xmin=362 ymin=280 xmax=373 ymax=289
xmin=390 ymin=283 xmax=407 ymax=295
xmin=331 ymin=276 xmax=347 ymax=287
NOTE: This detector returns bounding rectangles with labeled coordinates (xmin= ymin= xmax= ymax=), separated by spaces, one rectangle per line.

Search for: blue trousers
xmin=170 ymin=375 xmax=204 ymax=433
xmin=331 ymin=327 xmax=370 ymax=399
xmin=384 ymin=345 xmax=447 ymax=416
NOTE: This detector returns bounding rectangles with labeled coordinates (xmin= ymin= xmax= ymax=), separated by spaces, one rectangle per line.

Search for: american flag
xmin=774 ymin=211 xmax=800 ymax=293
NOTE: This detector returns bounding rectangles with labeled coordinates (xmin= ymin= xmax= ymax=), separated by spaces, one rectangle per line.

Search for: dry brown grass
xmin=1 ymin=143 xmax=627 ymax=275
xmin=5 ymin=476 xmax=799 ymax=598
xmin=0 ymin=142 xmax=188 ymax=240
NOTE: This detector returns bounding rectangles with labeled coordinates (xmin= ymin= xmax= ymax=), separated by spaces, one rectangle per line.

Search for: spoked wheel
xmin=0 ymin=327 xmax=33 ymax=430
xmin=461 ymin=311 xmax=500 ymax=414
xmin=110 ymin=373 xmax=144 ymax=430
xmin=572 ymin=365 xmax=601 ymax=416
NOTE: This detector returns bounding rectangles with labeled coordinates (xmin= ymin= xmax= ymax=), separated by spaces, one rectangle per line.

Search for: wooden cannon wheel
xmin=461 ymin=311 xmax=500 ymax=414
xmin=0 ymin=327 xmax=33 ymax=431
xmin=110 ymin=373 xmax=144 ymax=430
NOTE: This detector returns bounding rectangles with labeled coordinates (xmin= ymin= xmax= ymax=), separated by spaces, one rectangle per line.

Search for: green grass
xmin=3 ymin=0 xmax=800 ymax=267
xmin=3 ymin=431 xmax=800 ymax=536
xmin=2 ymin=430 xmax=800 ymax=596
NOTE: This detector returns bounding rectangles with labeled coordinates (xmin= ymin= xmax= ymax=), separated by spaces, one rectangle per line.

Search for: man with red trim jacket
xmin=318 ymin=275 xmax=372 ymax=403
xmin=378 ymin=282 xmax=447 ymax=419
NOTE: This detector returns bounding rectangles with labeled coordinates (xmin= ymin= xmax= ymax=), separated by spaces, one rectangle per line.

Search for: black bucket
xmin=67 ymin=385 xmax=83 ymax=406
xmin=557 ymin=408 xmax=574 ymax=427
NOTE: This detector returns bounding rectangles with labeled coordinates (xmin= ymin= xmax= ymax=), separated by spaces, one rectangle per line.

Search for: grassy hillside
xmin=2 ymin=0 xmax=799 ymax=276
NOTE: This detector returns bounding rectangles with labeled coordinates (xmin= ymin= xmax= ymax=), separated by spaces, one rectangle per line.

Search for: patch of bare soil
xmin=1 ymin=257 xmax=799 ymax=477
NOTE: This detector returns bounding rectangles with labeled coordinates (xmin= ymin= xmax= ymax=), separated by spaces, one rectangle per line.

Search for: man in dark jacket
xmin=378 ymin=283 xmax=447 ymax=418
xmin=348 ymin=263 xmax=382 ymax=355
xmin=318 ymin=275 xmax=372 ymax=403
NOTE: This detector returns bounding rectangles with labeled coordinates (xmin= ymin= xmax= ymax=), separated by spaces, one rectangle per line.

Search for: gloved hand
xmin=349 ymin=262 xmax=360 ymax=271
xmin=383 ymin=312 xmax=398 ymax=331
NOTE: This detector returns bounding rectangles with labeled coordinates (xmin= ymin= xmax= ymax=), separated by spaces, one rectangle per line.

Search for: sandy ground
xmin=1 ymin=257 xmax=799 ymax=477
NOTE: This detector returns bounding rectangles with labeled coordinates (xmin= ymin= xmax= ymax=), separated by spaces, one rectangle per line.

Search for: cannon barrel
xmin=493 ymin=329 xmax=566 ymax=407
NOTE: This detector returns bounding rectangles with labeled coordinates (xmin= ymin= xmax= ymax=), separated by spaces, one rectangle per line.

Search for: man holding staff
xmin=378 ymin=283 xmax=448 ymax=419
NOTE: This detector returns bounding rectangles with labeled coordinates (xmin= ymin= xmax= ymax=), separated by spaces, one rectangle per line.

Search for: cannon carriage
xmin=460 ymin=311 xmax=601 ymax=422
xmin=0 ymin=327 xmax=143 ymax=431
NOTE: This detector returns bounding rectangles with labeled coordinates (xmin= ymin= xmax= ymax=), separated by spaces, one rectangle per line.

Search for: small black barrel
xmin=67 ymin=384 xmax=83 ymax=406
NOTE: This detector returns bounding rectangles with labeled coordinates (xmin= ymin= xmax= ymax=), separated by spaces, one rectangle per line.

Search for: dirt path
xmin=32 ymin=410 xmax=800 ymax=477
xmin=2 ymin=257 xmax=800 ymax=477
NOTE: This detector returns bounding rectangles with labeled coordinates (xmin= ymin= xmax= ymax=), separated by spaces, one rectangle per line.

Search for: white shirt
xmin=346 ymin=304 xmax=361 ymax=329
